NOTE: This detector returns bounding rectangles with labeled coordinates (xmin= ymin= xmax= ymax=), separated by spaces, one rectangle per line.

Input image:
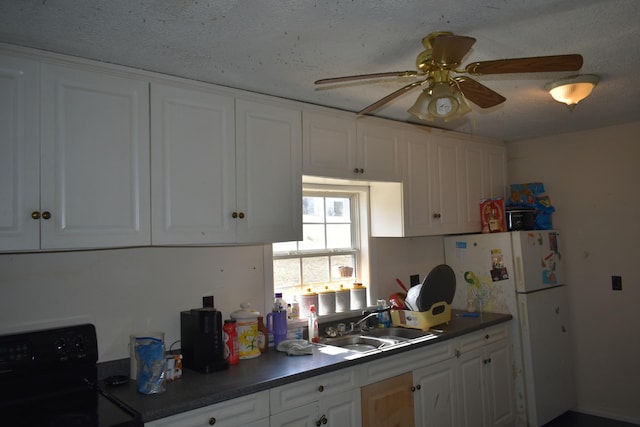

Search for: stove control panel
xmin=0 ymin=324 xmax=98 ymax=369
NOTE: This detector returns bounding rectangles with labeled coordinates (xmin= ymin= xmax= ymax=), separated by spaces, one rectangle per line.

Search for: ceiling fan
xmin=315 ymin=31 xmax=583 ymax=121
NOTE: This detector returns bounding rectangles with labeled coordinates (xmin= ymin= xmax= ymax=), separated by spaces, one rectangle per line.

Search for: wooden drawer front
xmin=270 ymin=368 xmax=359 ymax=414
xmin=146 ymin=390 xmax=269 ymax=427
xmin=360 ymin=341 xmax=454 ymax=385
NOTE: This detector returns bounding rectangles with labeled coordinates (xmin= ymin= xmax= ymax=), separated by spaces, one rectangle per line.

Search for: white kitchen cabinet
xmin=457 ymin=325 xmax=515 ymax=427
xmin=413 ymin=357 xmax=459 ymax=427
xmin=151 ymin=87 xmax=302 ymax=245
xmin=235 ymin=98 xmax=302 ymax=243
xmin=0 ymin=54 xmax=40 ymax=251
xmin=39 ymin=63 xmax=151 ymax=249
xmin=371 ymin=127 xmax=505 ymax=237
xmin=302 ymin=110 xmax=357 ymax=179
xmin=270 ymin=368 xmax=361 ymax=427
xmin=302 ymin=111 xmax=403 ymax=181
xmin=270 ymin=389 xmax=361 ymax=427
xmin=145 ymin=390 xmax=269 ymax=427
xmin=0 ymin=57 xmax=151 ymax=252
xmin=150 ymin=82 xmax=236 ymax=244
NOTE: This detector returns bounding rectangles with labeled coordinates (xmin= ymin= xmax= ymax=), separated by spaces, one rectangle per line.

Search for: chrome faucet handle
xmin=325 ymin=326 xmax=338 ymax=338
xmin=337 ymin=323 xmax=347 ymax=335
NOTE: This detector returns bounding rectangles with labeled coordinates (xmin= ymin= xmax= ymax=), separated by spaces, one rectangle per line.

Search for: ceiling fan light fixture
xmin=408 ymin=82 xmax=470 ymax=122
xmin=546 ymin=74 xmax=599 ymax=109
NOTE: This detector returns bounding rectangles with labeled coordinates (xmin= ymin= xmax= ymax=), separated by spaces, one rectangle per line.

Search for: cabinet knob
xmin=31 ymin=211 xmax=41 ymax=220
xmin=208 ymin=417 xmax=216 ymax=425
xmin=238 ymin=212 xmax=245 ymax=219
xmin=232 ymin=212 xmax=238 ymax=219
xmin=42 ymin=211 xmax=52 ymax=220
xmin=353 ymin=168 xmax=364 ymax=174
xmin=432 ymin=213 xmax=441 ymax=219
xmin=318 ymin=385 xmax=324 ymax=392
xmin=316 ymin=414 xmax=328 ymax=426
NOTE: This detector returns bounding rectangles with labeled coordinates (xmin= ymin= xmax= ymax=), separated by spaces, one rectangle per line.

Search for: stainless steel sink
xmin=363 ymin=327 xmax=434 ymax=340
xmin=319 ymin=327 xmax=439 ymax=353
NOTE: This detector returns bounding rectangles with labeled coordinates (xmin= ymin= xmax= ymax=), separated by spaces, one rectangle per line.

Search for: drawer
xmin=270 ymin=368 xmax=360 ymax=414
xmin=146 ymin=391 xmax=269 ymax=427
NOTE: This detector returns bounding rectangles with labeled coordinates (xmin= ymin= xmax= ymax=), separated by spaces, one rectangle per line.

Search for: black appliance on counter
xmin=180 ymin=296 xmax=228 ymax=373
xmin=0 ymin=323 xmax=142 ymax=427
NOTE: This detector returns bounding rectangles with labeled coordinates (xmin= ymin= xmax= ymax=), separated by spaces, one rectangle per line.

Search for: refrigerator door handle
xmin=514 ymin=256 xmax=523 ymax=291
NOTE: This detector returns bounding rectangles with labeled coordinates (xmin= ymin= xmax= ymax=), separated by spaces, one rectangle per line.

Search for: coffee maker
xmin=180 ymin=296 xmax=228 ymax=373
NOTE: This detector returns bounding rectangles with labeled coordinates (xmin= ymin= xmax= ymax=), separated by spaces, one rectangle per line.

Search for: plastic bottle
xmin=223 ymin=319 xmax=239 ymax=365
xmin=308 ymin=304 xmax=319 ymax=343
xmin=256 ymin=316 xmax=269 ymax=353
xmin=288 ymin=296 xmax=300 ymax=320
xmin=274 ymin=292 xmax=287 ymax=312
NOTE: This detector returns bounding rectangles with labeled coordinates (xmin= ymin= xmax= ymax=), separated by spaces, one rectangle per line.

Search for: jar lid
xmin=303 ymin=288 xmax=318 ymax=296
xmin=230 ymin=303 xmax=260 ymax=319
xmin=352 ymin=282 xmax=366 ymax=289
xmin=319 ymin=286 xmax=335 ymax=294
xmin=336 ymin=284 xmax=350 ymax=293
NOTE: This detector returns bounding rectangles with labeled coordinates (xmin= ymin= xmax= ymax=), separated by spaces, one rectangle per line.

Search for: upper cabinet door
xmin=356 ymin=117 xmax=403 ymax=182
xmin=0 ymin=55 xmax=40 ymax=251
xmin=150 ymin=83 xmax=236 ymax=245
xmin=302 ymin=110 xmax=357 ymax=179
xmin=235 ymin=99 xmax=302 ymax=244
xmin=40 ymin=64 xmax=150 ymax=249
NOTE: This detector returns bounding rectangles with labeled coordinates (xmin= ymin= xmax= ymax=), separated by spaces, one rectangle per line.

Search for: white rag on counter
xmin=276 ymin=339 xmax=314 ymax=356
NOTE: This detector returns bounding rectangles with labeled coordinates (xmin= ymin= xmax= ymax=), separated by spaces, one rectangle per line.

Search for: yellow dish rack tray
xmin=390 ymin=301 xmax=451 ymax=331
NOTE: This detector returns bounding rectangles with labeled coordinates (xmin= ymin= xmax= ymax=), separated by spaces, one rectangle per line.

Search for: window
xmin=273 ymin=184 xmax=370 ymax=307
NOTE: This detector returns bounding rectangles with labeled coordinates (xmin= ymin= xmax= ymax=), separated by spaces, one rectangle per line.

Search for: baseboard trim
xmin=573 ymin=406 xmax=640 ymax=425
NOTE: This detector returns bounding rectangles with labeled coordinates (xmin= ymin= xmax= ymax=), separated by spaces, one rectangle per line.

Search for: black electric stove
xmin=0 ymin=324 xmax=142 ymax=427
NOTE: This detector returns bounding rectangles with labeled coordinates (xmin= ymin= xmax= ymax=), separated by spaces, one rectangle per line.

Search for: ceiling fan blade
xmin=465 ymin=54 xmax=583 ymax=75
xmin=315 ymin=70 xmax=417 ymax=84
xmin=453 ymin=76 xmax=506 ymax=108
xmin=358 ymin=81 xmax=424 ymax=115
xmin=431 ymin=34 xmax=476 ymax=66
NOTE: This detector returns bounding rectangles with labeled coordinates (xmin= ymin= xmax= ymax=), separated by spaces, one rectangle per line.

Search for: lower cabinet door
xmin=413 ymin=358 xmax=458 ymax=427
xmin=320 ymin=388 xmax=361 ymax=427
xmin=361 ymin=372 xmax=414 ymax=427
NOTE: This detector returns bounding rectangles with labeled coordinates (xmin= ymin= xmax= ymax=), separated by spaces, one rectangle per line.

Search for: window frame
xmin=267 ymin=182 xmax=373 ymax=318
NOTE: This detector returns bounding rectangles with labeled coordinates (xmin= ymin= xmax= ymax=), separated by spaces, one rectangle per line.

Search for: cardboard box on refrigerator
xmin=480 ymin=197 xmax=506 ymax=233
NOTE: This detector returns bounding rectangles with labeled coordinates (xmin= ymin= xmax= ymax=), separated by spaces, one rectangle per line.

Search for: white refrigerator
xmin=444 ymin=231 xmax=575 ymax=427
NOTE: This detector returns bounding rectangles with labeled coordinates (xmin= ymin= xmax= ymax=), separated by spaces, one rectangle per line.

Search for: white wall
xmin=507 ymin=121 xmax=640 ymax=423
xmin=0 ymin=246 xmax=268 ymax=362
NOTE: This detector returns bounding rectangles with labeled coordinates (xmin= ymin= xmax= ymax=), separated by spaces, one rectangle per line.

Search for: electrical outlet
xmin=611 ymin=275 xmax=622 ymax=291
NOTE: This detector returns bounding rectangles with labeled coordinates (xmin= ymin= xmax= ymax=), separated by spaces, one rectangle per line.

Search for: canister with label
xmin=229 ymin=303 xmax=261 ymax=359
xmin=350 ymin=283 xmax=367 ymax=310
xmin=335 ymin=284 xmax=351 ymax=313
xmin=299 ymin=289 xmax=318 ymax=319
xmin=318 ymin=286 xmax=336 ymax=316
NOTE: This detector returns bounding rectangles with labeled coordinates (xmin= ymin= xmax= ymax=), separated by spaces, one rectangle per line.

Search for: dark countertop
xmin=101 ymin=310 xmax=511 ymax=423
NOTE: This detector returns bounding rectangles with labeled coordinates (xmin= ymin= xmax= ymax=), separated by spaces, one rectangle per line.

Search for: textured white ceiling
xmin=1 ymin=0 xmax=638 ymax=142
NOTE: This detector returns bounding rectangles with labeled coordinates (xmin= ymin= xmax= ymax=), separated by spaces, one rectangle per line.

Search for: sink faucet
xmin=350 ymin=308 xmax=390 ymax=332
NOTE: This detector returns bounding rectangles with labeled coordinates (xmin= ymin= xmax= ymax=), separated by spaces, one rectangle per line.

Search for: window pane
xmin=299 ymin=224 xmax=326 ymax=251
xmin=326 ymin=224 xmax=352 ymax=249
xmin=331 ymin=255 xmax=356 ymax=280
xmin=325 ymin=197 xmax=350 ymax=223
xmin=273 ymin=258 xmax=301 ymax=287
xmin=302 ymin=256 xmax=330 ymax=284
xmin=303 ymin=196 xmax=324 ymax=223
xmin=273 ymin=240 xmax=298 ymax=254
